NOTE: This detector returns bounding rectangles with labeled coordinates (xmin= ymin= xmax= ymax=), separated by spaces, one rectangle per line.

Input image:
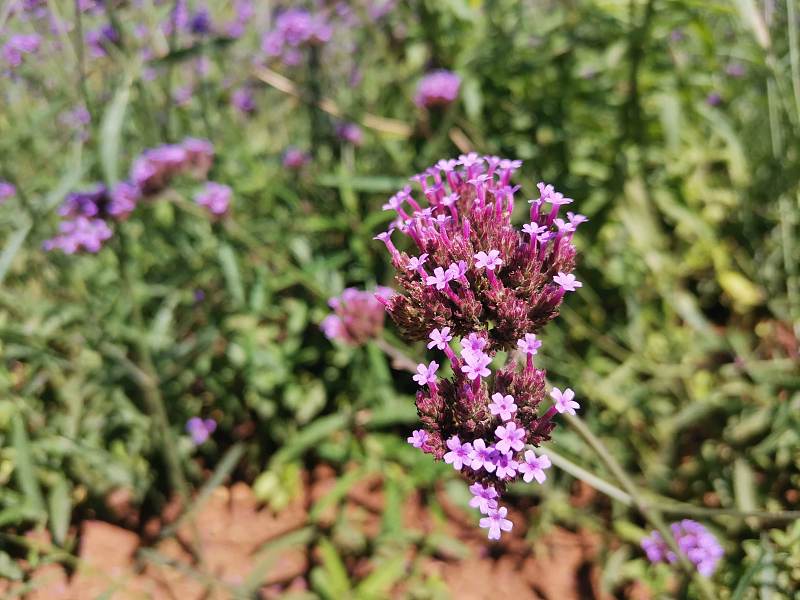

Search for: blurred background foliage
xmin=0 ymin=0 xmax=798 ymax=598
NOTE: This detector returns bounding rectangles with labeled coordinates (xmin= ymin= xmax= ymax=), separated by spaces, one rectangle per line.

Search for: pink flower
xmin=493 ymin=451 xmax=519 ymax=479
xmin=553 ymin=272 xmax=582 ymax=292
xmin=517 ymin=333 xmax=542 ymax=356
xmin=413 ymin=361 xmax=439 ymax=386
xmin=443 ymin=435 xmax=472 ymax=470
xmin=406 ymin=253 xmax=428 ymax=270
xmin=468 ymin=483 xmax=499 ymax=514
xmin=489 ymin=393 xmax=517 ymax=421
xmin=473 ymin=249 xmax=503 ymax=271
xmin=550 ymin=387 xmax=579 ymax=415
xmin=479 ymin=506 xmax=513 ymax=540
xmin=428 ymin=327 xmax=453 ymax=350
xmin=469 ymin=438 xmax=495 ymax=472
xmin=461 ymin=333 xmax=487 ymax=354
xmin=522 ymin=222 xmax=546 ymax=236
xmin=195 ymin=182 xmax=232 ymax=216
xmin=407 ymin=429 xmax=429 ymax=448
xmin=495 ymin=421 xmax=525 ymax=453
xmin=426 ymin=266 xmax=452 ymax=290
xmin=461 ymin=351 xmax=491 ymax=380
xmin=518 ymin=449 xmax=551 ymax=484
xmin=415 ymin=70 xmax=461 ymax=108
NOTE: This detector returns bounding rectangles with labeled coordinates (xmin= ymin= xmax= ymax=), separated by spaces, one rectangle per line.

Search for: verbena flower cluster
xmin=414 ymin=70 xmax=461 ymax=108
xmin=641 ymin=520 xmax=724 ymax=577
xmin=0 ymin=181 xmax=16 ymax=204
xmin=321 ymin=287 xmax=395 ymax=345
xmin=261 ymin=8 xmax=332 ymax=66
xmin=44 ymin=138 xmax=228 ymax=254
xmin=376 ymin=154 xmax=587 ymax=539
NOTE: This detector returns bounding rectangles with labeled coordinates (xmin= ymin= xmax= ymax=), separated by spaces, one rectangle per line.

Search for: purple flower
xmin=407 ymin=429 xmax=428 ymax=449
xmin=415 ymin=70 xmax=461 ymax=108
xmin=550 ymin=387 xmax=579 ymax=415
xmin=522 ymin=222 xmax=546 ymax=236
xmin=479 ymin=506 xmax=513 ymax=540
xmin=518 ymin=449 xmax=551 ymax=484
xmin=406 ymin=254 xmax=428 ymax=270
xmin=567 ymin=212 xmax=588 ymax=228
xmin=108 ymin=182 xmax=140 ymax=220
xmin=461 ymin=350 xmax=491 ymax=380
xmin=283 ymin=147 xmax=310 ymax=170
xmin=181 ymin=138 xmax=215 ymax=179
xmin=262 ymin=8 xmax=332 ymax=65
xmin=473 ymin=249 xmax=502 ymax=271
xmin=232 ymin=87 xmax=256 ymax=114
xmin=0 ymin=181 xmax=17 ymax=203
xmin=641 ymin=520 xmax=723 ymax=577
xmin=43 ymin=217 xmax=112 ymax=254
xmin=553 ymin=272 xmax=582 ymax=292
xmin=195 ymin=182 xmax=232 ymax=216
xmin=413 ymin=361 xmax=439 ymax=386
xmin=517 ymin=333 xmax=542 ymax=356
xmin=706 ymin=92 xmax=722 ymax=107
xmin=335 ymin=122 xmax=364 ymax=146
xmin=468 ymin=438 xmax=495 ymax=472
xmin=725 ymin=62 xmax=746 ymax=78
xmin=428 ymin=327 xmax=453 ymax=350
xmin=495 ymin=421 xmax=525 ymax=453
xmin=462 ymin=333 xmax=487 ymax=354
xmin=189 ymin=8 xmax=212 ymax=35
xmin=443 ymin=435 xmax=472 ymax=470
xmin=468 ymin=483 xmax=499 ymax=514
xmin=3 ymin=33 xmax=41 ymax=68
xmin=493 ymin=452 xmax=519 ymax=479
xmin=446 ymin=260 xmax=468 ymax=280
xmin=426 ymin=266 xmax=452 ymax=290
xmin=186 ymin=417 xmax=217 ymax=445
xmin=489 ymin=393 xmax=517 ymax=422
xmin=322 ymin=287 xmax=391 ymax=345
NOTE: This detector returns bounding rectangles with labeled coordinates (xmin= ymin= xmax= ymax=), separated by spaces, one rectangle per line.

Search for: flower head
xmin=443 ymin=435 xmax=472 ymax=470
xmin=468 ymin=483 xmax=499 ymax=514
xmin=641 ymin=520 xmax=723 ymax=577
xmin=468 ymin=439 xmax=495 ymax=472
xmin=517 ymin=333 xmax=542 ymax=356
xmin=186 ymin=417 xmax=217 ymax=445
xmin=413 ymin=361 xmax=439 ymax=386
xmin=428 ymin=327 xmax=453 ymax=350
xmin=495 ymin=421 xmax=526 ymax=453
xmin=550 ymin=387 xmax=579 ymax=415
xmin=415 ymin=70 xmax=461 ymax=108
xmin=282 ymin=147 xmax=310 ymax=170
xmin=0 ymin=181 xmax=16 ymax=203
xmin=407 ymin=429 xmax=428 ymax=449
xmin=461 ymin=350 xmax=491 ymax=380
xmin=489 ymin=393 xmax=517 ymax=421
xmin=518 ymin=449 xmax=551 ymax=484
xmin=473 ymin=249 xmax=503 ymax=271
xmin=321 ymin=287 xmax=390 ymax=345
xmin=479 ymin=506 xmax=513 ymax=540
xmin=195 ymin=182 xmax=232 ymax=216
xmin=553 ymin=272 xmax=582 ymax=292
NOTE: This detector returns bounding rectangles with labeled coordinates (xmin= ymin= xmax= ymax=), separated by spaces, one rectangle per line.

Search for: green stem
xmin=564 ymin=414 xmax=717 ymax=600
xmin=71 ymin=0 xmax=93 ymax=121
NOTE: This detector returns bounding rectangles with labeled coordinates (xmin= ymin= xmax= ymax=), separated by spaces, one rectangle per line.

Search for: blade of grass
xmin=11 ymin=412 xmax=46 ymax=518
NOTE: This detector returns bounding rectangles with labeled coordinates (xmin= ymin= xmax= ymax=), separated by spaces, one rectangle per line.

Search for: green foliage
xmin=0 ymin=0 xmax=798 ymax=598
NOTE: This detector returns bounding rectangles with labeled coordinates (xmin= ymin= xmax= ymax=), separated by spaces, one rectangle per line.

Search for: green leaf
xmin=100 ymin=69 xmax=134 ymax=186
xmin=355 ymin=556 xmax=407 ymax=598
xmin=218 ymin=243 xmax=245 ymax=306
xmin=48 ymin=476 xmax=72 ymax=546
xmin=315 ymin=538 xmax=351 ymax=598
xmin=0 ymin=218 xmax=32 ymax=287
xmin=11 ymin=412 xmax=46 ymax=518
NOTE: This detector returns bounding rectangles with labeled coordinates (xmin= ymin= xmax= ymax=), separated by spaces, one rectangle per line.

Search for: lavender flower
xmin=414 ymin=70 xmax=461 ymax=108
xmin=195 ymin=182 xmax=232 ymax=216
xmin=413 ymin=361 xmax=439 ymax=386
xmin=479 ymin=506 xmax=513 ymax=540
xmin=43 ymin=217 xmax=112 ymax=254
xmin=186 ymin=417 xmax=217 ymax=445
xmin=550 ymin=387 xmax=579 ymax=415
xmin=468 ymin=483 xmax=499 ymax=514
xmin=321 ymin=286 xmax=393 ymax=345
xmin=379 ymin=157 xmax=585 ymax=539
xmin=407 ymin=429 xmax=428 ymax=449
xmin=641 ymin=520 xmax=724 ymax=577
xmin=108 ymin=182 xmax=140 ymax=220
xmin=335 ymin=122 xmax=364 ymax=146
xmin=282 ymin=147 xmax=310 ymax=170
xmin=231 ymin=87 xmax=256 ymax=114
xmin=0 ymin=181 xmax=16 ymax=204
xmin=262 ymin=8 xmax=332 ymax=66
xmin=2 ymin=33 xmax=41 ymax=68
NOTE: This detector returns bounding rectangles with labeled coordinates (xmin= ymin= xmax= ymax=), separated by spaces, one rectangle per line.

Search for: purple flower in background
xmin=43 ymin=216 xmax=112 ymax=254
xmin=3 ymin=33 xmax=41 ymax=67
xmin=706 ymin=92 xmax=722 ymax=106
xmin=0 ymin=181 xmax=16 ymax=203
xmin=479 ymin=506 xmax=513 ymax=540
xmin=468 ymin=483 xmax=499 ymax=514
xmin=85 ymin=24 xmax=119 ymax=58
xmin=321 ymin=286 xmax=393 ymax=345
xmin=262 ymin=8 xmax=332 ymax=65
xmin=182 ymin=138 xmax=215 ymax=179
xmin=335 ymin=122 xmax=364 ymax=146
xmin=189 ymin=8 xmax=212 ymax=35
xmin=550 ymin=387 xmax=579 ymax=415
xmin=725 ymin=62 xmax=746 ymax=78
xmin=232 ymin=87 xmax=256 ymax=114
xmin=443 ymin=435 xmax=472 ymax=470
xmin=518 ymin=449 xmax=551 ymax=484
xmin=59 ymin=185 xmax=108 ymax=218
xmin=489 ymin=393 xmax=517 ymax=421
xmin=186 ymin=417 xmax=217 ymax=445
xmin=283 ymin=147 xmax=310 ymax=170
xmin=641 ymin=520 xmax=723 ymax=577
xmin=195 ymin=182 xmax=232 ymax=216
xmin=415 ymin=70 xmax=461 ymax=108
xmin=407 ymin=429 xmax=428 ymax=448
xmin=108 ymin=182 xmax=140 ymax=220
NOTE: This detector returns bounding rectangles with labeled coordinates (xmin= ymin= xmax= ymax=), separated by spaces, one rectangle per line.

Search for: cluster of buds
xmin=261 ymin=8 xmax=332 ymax=67
xmin=376 ymin=154 xmax=587 ymax=539
xmin=641 ymin=520 xmax=724 ymax=577
xmin=321 ymin=287 xmax=395 ymax=345
xmin=45 ymin=138 xmax=226 ymax=254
